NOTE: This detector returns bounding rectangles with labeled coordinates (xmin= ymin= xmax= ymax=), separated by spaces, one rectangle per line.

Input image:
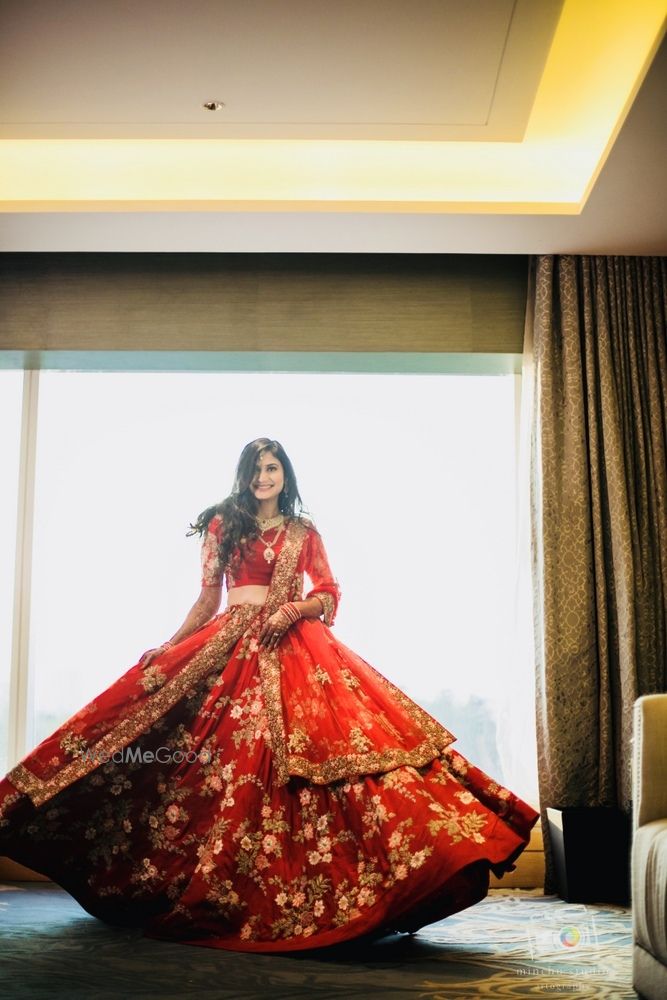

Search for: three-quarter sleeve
xmin=200 ymin=514 xmax=224 ymax=587
xmin=303 ymin=527 xmax=341 ymax=626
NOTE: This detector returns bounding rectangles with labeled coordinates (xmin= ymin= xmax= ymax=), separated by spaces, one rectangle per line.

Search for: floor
xmin=0 ymin=883 xmax=636 ymax=1000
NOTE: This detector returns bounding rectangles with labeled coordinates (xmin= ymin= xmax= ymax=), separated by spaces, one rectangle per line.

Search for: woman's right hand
xmin=139 ymin=644 xmax=171 ymax=669
xmin=137 ymin=588 xmax=220 ymax=671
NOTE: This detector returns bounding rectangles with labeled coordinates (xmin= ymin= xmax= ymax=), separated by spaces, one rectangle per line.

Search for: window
xmin=7 ymin=366 xmax=537 ymax=806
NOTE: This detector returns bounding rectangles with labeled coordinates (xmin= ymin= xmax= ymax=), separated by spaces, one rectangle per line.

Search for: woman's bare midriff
xmin=226 ymin=585 xmax=269 ymax=608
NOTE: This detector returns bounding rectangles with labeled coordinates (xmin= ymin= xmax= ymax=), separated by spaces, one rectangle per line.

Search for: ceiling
xmin=0 ymin=0 xmax=562 ymax=142
xmin=0 ymin=0 xmax=665 ymax=253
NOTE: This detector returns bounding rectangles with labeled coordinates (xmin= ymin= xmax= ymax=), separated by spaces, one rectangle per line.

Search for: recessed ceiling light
xmin=202 ymin=101 xmax=225 ymax=112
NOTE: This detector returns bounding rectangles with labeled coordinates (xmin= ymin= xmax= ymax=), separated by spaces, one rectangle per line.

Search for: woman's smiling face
xmin=251 ymin=450 xmax=285 ymax=504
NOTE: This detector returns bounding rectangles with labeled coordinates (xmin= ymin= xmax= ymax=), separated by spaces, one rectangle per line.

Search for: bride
xmin=0 ymin=437 xmax=539 ymax=952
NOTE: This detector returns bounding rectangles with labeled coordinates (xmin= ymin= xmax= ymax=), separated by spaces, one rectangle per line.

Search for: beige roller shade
xmin=0 ymin=253 xmax=527 ymax=353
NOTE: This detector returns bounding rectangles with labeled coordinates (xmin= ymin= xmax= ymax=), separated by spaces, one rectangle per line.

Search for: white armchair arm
xmin=632 ymin=693 xmax=667 ymax=832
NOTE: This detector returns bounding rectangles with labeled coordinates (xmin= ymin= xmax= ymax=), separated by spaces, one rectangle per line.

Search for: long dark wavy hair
xmin=187 ymin=437 xmax=313 ymax=580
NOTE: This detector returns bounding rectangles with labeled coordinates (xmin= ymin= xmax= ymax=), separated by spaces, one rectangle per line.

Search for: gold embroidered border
xmin=258 ymin=649 xmax=289 ymax=786
xmin=8 ymin=603 xmax=260 ymax=808
xmin=311 ymin=591 xmax=335 ymax=626
xmin=256 ymin=517 xmax=308 ymax=786
xmin=374 ymin=671 xmax=457 ymax=750
xmin=263 ymin=518 xmax=308 ymax=616
xmin=285 ymin=738 xmax=449 ymax=784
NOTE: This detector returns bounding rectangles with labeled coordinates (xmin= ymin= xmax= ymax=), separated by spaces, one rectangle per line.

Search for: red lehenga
xmin=0 ymin=515 xmax=539 ymax=952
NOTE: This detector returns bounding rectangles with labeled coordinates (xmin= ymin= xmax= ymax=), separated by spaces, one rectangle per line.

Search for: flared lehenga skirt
xmin=0 ymin=605 xmax=539 ymax=952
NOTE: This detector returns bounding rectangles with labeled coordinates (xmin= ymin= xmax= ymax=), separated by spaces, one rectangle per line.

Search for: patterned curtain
xmin=527 ymin=255 xmax=667 ymax=893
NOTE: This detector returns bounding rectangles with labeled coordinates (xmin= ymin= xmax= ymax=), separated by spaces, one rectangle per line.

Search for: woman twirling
xmin=0 ymin=437 xmax=539 ymax=952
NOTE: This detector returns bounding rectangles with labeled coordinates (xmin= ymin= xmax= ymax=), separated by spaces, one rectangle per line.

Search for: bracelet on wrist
xmin=280 ymin=602 xmax=302 ymax=625
xmin=161 ymin=640 xmax=175 ymax=650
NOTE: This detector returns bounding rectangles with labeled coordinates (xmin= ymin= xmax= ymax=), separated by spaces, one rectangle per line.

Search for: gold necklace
xmin=257 ymin=521 xmax=285 ymax=563
xmin=255 ymin=512 xmax=285 ymax=531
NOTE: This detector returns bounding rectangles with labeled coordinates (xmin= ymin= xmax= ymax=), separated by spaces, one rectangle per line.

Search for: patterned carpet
xmin=0 ymin=883 xmax=636 ymax=1000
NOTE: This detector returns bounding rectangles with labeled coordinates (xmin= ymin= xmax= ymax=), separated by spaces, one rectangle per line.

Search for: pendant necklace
xmin=256 ymin=514 xmax=286 ymax=564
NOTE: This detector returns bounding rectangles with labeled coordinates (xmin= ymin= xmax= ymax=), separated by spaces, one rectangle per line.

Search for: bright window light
xmin=28 ymin=371 xmax=537 ymax=804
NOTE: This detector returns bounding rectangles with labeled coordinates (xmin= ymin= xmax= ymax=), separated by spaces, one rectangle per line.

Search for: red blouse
xmin=200 ymin=514 xmax=341 ymax=626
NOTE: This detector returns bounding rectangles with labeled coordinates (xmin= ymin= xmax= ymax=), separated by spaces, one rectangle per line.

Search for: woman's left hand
xmin=258 ymin=609 xmax=291 ymax=650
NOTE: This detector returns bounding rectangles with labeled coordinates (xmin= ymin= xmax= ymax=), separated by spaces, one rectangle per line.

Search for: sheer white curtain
xmin=496 ymin=301 xmax=539 ymax=807
xmin=0 ymin=372 xmax=24 ymax=776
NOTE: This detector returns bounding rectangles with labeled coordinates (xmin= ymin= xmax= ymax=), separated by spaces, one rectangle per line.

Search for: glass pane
xmin=0 ymin=371 xmax=24 ymax=775
xmin=30 ymin=371 xmax=536 ymax=804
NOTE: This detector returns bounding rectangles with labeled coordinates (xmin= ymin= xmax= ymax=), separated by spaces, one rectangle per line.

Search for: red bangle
xmin=280 ymin=602 xmax=302 ymax=624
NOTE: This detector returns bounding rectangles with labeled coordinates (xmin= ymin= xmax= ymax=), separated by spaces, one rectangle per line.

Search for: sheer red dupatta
xmin=295 ymin=525 xmax=341 ymax=626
